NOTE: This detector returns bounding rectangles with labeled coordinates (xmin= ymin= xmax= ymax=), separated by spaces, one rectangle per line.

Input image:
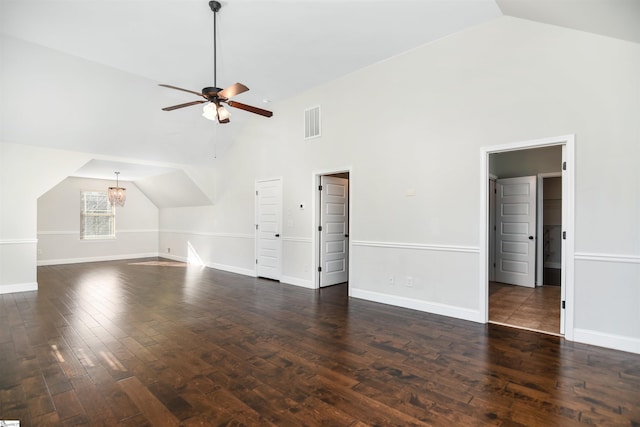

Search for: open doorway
xmin=538 ymin=174 xmax=563 ymax=287
xmin=315 ymin=171 xmax=350 ymax=289
xmin=481 ymin=135 xmax=575 ymax=340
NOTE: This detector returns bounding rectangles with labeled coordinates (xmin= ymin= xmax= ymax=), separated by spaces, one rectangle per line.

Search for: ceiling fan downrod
xmin=209 ymin=1 xmax=221 ymax=88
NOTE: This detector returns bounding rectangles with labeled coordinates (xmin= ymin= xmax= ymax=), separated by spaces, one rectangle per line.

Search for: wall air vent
xmin=304 ymin=106 xmax=321 ymax=139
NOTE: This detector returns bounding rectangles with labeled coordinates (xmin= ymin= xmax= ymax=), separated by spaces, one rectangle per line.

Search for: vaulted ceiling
xmin=1 ymin=0 xmax=638 ymax=182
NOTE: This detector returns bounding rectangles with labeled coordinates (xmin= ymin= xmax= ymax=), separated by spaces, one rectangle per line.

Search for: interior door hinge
xmin=562 ymin=161 xmax=567 ymax=171
xmin=256 ymin=190 xmax=259 ymax=196
xmin=562 ymin=300 xmax=566 ymax=309
xmin=562 ymin=231 xmax=566 ymax=239
xmin=256 ymin=259 xmax=258 ymax=264
xmin=255 ymin=224 xmax=259 ymax=230
xmin=318 ymin=185 xmax=323 ymax=191
xmin=317 ymin=266 xmax=322 ymax=272
xmin=318 ymin=225 xmax=322 ymax=231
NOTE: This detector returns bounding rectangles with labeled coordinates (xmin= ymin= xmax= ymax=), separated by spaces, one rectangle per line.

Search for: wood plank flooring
xmin=1 ymin=258 xmax=639 ymax=426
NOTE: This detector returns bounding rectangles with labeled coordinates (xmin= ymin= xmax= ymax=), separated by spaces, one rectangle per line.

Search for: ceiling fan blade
xmin=158 ymin=84 xmax=205 ymax=98
xmin=162 ymin=100 xmax=206 ymax=111
xmin=218 ymin=83 xmax=249 ymax=99
xmin=226 ymin=100 xmax=273 ymax=117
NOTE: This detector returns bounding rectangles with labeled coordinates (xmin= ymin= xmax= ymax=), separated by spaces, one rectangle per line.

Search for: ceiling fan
xmin=159 ymin=1 xmax=273 ymax=123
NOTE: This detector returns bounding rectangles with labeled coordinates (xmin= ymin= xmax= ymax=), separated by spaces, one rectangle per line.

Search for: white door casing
xmin=480 ymin=135 xmax=574 ymax=341
xmin=560 ymin=150 xmax=568 ymax=335
xmin=319 ymin=176 xmax=349 ymax=287
xmin=256 ymin=178 xmax=282 ymax=280
xmin=495 ymin=176 xmax=536 ymax=287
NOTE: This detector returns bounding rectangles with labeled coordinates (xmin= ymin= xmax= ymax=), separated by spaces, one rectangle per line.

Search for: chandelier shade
xmin=108 ymin=172 xmax=126 ymax=207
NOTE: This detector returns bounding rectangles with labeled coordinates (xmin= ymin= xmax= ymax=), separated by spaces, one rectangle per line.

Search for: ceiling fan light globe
xmin=217 ymin=105 xmax=231 ymax=121
xmin=202 ymin=102 xmax=218 ymax=120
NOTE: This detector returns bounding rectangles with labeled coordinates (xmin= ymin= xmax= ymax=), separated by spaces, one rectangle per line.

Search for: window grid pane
xmin=81 ymin=191 xmax=115 ymax=239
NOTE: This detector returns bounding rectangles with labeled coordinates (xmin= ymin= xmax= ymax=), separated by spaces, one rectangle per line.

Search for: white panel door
xmin=320 ymin=176 xmax=349 ymax=287
xmin=495 ymin=176 xmax=536 ymax=287
xmin=256 ymin=178 xmax=282 ymax=280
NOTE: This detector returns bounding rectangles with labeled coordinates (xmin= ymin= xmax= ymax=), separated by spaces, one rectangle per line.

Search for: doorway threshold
xmin=489 ymin=321 xmax=563 ymax=338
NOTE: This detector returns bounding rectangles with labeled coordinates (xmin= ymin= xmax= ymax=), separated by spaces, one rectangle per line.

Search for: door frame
xmin=313 ymin=167 xmax=352 ymax=291
xmin=536 ymin=172 xmax=562 ymax=287
xmin=479 ymin=135 xmax=575 ymax=340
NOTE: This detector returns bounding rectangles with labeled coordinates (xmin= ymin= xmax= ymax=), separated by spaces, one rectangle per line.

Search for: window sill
xmin=80 ymin=236 xmax=116 ymax=241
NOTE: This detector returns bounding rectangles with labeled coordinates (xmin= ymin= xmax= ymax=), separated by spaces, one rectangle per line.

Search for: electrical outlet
xmin=406 ymin=276 xmax=413 ymax=287
xmin=388 ymin=276 xmax=394 ymax=285
xmin=167 ymin=247 xmax=171 ymax=254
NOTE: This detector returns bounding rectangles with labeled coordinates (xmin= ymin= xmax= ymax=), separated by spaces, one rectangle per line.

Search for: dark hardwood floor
xmin=1 ymin=258 xmax=639 ymax=426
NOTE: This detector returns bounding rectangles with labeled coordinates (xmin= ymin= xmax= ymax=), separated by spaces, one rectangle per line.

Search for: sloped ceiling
xmin=71 ymin=160 xmax=213 ymax=208
xmin=496 ymin=0 xmax=640 ymax=44
xmin=1 ymin=0 xmax=502 ymax=168
xmin=2 ymin=0 xmax=638 ymax=207
xmin=135 ymin=170 xmax=212 ymax=208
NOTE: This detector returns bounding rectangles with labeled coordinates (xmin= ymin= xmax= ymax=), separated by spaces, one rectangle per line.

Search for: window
xmin=80 ymin=191 xmax=115 ymax=239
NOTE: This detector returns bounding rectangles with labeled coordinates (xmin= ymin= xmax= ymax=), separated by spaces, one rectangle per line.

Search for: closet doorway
xmin=483 ymin=137 xmax=574 ymax=338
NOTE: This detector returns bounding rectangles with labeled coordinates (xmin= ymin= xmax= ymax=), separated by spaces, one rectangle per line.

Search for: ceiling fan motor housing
xmin=209 ymin=1 xmax=221 ymax=13
xmin=202 ymin=87 xmax=223 ymax=101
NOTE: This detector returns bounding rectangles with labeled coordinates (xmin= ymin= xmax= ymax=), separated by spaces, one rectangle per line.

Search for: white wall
xmin=37 ymin=177 xmax=159 ymax=265
xmin=0 ymin=143 xmax=91 ymax=294
xmin=3 ymin=16 xmax=639 ymax=354
xmin=158 ymin=17 xmax=640 ymax=353
xmin=158 ymin=205 xmax=256 ymax=276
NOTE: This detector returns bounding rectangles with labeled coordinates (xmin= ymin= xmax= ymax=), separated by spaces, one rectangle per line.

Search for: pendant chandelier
xmin=108 ymin=171 xmax=126 ymax=207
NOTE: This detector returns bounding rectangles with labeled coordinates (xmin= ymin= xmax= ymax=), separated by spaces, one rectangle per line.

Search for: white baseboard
xmin=281 ymin=275 xmax=315 ymax=289
xmin=0 ymin=282 xmax=38 ymax=295
xmin=38 ymin=253 xmax=160 ymax=266
xmin=160 ymin=253 xmax=187 ymax=262
xmin=207 ymin=262 xmax=257 ymax=277
xmin=158 ymin=256 xmax=257 ymax=278
xmin=573 ymin=328 xmax=640 ymax=355
xmin=350 ymin=288 xmax=481 ymax=323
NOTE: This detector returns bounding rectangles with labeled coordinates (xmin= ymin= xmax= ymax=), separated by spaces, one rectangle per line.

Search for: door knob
xmin=528 ymin=236 xmax=534 ymax=240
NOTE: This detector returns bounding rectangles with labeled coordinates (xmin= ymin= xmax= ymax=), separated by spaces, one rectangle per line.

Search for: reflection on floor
xmin=489 ymin=281 xmax=561 ymax=334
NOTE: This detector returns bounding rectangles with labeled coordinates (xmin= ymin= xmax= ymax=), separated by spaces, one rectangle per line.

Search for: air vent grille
xmin=304 ymin=106 xmax=321 ymax=139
